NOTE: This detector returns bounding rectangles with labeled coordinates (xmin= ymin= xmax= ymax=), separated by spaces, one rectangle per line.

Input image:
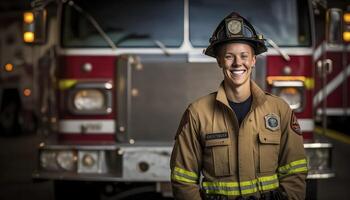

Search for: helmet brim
xmin=204 ymin=38 xmax=267 ymax=58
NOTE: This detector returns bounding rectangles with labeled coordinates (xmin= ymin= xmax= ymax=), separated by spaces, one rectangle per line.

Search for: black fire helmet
xmin=204 ymin=12 xmax=267 ymax=57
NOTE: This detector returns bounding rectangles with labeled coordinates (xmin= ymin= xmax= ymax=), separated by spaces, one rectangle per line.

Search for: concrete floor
xmin=0 ymin=133 xmax=349 ymax=200
xmin=0 ymin=134 xmax=54 ymax=200
xmin=317 ymin=137 xmax=350 ymax=200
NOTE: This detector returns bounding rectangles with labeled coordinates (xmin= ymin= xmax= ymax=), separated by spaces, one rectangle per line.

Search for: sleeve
xmin=278 ymin=106 xmax=308 ymax=200
xmin=170 ymin=107 xmax=203 ymax=200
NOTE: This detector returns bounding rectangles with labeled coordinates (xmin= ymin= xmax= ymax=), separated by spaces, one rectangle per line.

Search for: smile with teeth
xmin=230 ymin=69 xmax=246 ymax=76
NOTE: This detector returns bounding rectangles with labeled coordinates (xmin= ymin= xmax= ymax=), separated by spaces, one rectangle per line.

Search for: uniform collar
xmin=216 ymin=80 xmax=266 ymax=110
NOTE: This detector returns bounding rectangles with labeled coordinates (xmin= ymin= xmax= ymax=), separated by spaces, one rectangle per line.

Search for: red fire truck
xmin=20 ymin=0 xmax=348 ymax=199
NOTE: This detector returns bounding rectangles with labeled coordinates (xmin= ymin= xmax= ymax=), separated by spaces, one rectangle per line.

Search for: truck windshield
xmin=190 ymin=0 xmax=311 ymax=47
xmin=62 ymin=0 xmax=311 ymax=48
xmin=61 ymin=0 xmax=184 ymax=48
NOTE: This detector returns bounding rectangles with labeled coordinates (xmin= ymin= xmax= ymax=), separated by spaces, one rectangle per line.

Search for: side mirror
xmin=23 ymin=9 xmax=47 ymax=44
xmin=326 ymin=8 xmax=343 ymax=44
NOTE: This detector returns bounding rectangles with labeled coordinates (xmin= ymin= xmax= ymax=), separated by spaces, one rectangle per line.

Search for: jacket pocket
xmin=258 ymin=132 xmax=281 ymax=173
xmin=205 ymin=138 xmax=232 ymax=177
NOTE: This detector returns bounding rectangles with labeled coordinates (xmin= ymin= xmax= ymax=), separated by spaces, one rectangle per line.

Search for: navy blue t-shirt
xmin=228 ymin=95 xmax=253 ymax=126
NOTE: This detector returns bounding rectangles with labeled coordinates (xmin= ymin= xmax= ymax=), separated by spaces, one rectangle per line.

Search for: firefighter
xmin=170 ymin=12 xmax=307 ymax=200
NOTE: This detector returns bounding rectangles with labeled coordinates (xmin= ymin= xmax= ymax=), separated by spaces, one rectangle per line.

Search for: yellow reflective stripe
xmin=259 ymin=182 xmax=279 ymax=191
xmin=202 ymin=174 xmax=279 ymax=196
xmin=171 ymin=167 xmax=198 ymax=184
xmin=257 ymin=174 xmax=279 ymax=191
xmin=203 ymin=181 xmax=239 ymax=187
xmin=59 ymin=79 xmax=77 ymax=90
xmin=174 ymin=167 xmax=198 ymax=179
xmin=171 ymin=174 xmax=196 ymax=183
xmin=258 ymin=174 xmax=278 ymax=182
xmin=289 ymin=166 xmax=308 ymax=174
xmin=205 ymin=189 xmax=241 ymax=196
xmin=241 ymin=187 xmax=258 ymax=195
xmin=278 ymin=158 xmax=308 ymax=176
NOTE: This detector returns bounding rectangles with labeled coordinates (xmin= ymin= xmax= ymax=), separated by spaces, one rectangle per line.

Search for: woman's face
xmin=216 ymin=43 xmax=256 ymax=88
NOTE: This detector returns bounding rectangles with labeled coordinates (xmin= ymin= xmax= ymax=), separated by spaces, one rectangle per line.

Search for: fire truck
xmin=18 ymin=0 xmax=348 ymax=199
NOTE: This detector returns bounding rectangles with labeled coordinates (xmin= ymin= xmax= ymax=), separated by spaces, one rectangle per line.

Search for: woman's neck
xmin=224 ymin=80 xmax=251 ymax=103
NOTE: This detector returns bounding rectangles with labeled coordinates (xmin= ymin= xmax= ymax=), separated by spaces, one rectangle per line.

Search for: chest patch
xmin=205 ymin=132 xmax=228 ymax=140
xmin=264 ymin=113 xmax=280 ymax=131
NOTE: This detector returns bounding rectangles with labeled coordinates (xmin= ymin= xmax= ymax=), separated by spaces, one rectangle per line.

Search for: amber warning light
xmin=23 ymin=11 xmax=35 ymax=43
xmin=343 ymin=12 xmax=350 ymax=42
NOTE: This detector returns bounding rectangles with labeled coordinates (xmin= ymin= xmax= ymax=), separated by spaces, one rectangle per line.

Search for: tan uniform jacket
xmin=170 ymin=81 xmax=307 ymax=200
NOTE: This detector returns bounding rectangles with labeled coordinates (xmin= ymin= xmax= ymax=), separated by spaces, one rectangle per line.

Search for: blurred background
xmin=0 ymin=0 xmax=350 ymax=199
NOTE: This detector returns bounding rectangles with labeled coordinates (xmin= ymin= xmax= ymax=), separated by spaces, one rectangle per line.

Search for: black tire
xmin=54 ymin=180 xmax=101 ymax=200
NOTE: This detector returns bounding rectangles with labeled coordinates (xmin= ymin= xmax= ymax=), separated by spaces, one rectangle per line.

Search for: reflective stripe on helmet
xmin=278 ymin=158 xmax=308 ymax=177
xmin=202 ymin=174 xmax=279 ymax=196
xmin=171 ymin=167 xmax=199 ymax=183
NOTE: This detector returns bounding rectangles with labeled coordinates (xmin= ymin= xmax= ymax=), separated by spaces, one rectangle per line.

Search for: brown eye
xmin=225 ymin=55 xmax=233 ymax=60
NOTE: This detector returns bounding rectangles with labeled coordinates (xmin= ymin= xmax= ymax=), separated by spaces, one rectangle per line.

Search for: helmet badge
xmin=225 ymin=18 xmax=243 ymax=37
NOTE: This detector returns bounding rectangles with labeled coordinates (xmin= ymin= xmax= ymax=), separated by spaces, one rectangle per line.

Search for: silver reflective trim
xmin=298 ymin=119 xmax=314 ymax=132
xmin=264 ymin=48 xmax=313 ymax=56
xmin=59 ymin=119 xmax=115 ymax=134
xmin=304 ymin=143 xmax=333 ymax=148
xmin=59 ymin=47 xmax=314 ymax=57
xmin=316 ymin=108 xmax=350 ymax=116
xmin=307 ymin=173 xmax=335 ymax=179
xmin=325 ymin=44 xmax=350 ymax=52
xmin=313 ymin=42 xmax=350 ymax=61
xmin=203 ymin=185 xmax=240 ymax=191
xmin=272 ymin=81 xmax=304 ymax=87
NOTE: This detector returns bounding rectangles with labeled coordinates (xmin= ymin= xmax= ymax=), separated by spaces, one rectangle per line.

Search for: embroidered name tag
xmin=205 ymin=132 xmax=228 ymax=140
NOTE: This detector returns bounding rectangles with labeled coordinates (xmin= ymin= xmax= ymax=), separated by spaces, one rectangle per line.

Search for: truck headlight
xmin=56 ymin=150 xmax=77 ymax=171
xmin=276 ymin=87 xmax=302 ymax=110
xmin=67 ymin=82 xmax=113 ymax=115
xmin=40 ymin=150 xmax=59 ymax=171
xmin=74 ymin=89 xmax=105 ymax=110
xmin=40 ymin=150 xmax=77 ymax=171
xmin=270 ymin=81 xmax=304 ymax=111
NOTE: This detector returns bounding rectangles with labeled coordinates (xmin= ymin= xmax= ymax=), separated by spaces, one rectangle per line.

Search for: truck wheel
xmin=0 ymin=102 xmax=21 ymax=136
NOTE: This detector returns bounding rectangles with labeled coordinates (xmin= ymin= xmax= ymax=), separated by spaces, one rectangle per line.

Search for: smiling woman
xmin=217 ymin=43 xmax=256 ymax=93
xmin=170 ymin=12 xmax=308 ymax=200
